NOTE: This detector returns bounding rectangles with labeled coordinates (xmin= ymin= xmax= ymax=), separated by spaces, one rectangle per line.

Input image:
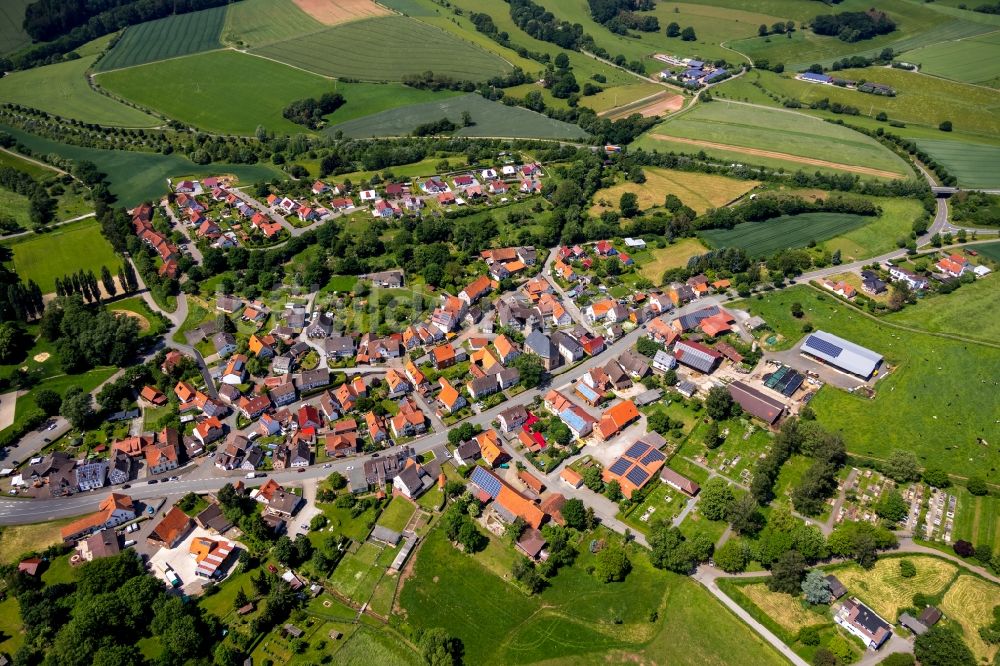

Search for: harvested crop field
xmin=638 ymin=239 xmax=710 ymax=285
xmin=95 ymin=5 xmax=227 ymax=71
xmin=292 ymin=0 xmax=391 ymax=24
xmin=606 ymin=91 xmax=685 ymax=120
xmin=591 ymin=167 xmax=757 ymax=217
xmin=833 ymin=556 xmax=957 ymax=621
xmin=940 ymin=575 xmax=1000 ymax=662
xmin=741 ymin=584 xmax=827 ymax=633
xmin=646 ymin=135 xmax=905 ymax=179
xmin=701 ymin=212 xmax=870 ymax=257
xmin=254 ymin=16 xmax=511 ymax=82
xmin=915 ymin=139 xmax=1000 ymax=189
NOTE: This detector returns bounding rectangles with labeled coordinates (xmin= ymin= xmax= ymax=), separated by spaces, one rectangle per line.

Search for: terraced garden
xmin=253 ymin=16 xmax=512 ymax=82
xmin=95 ymin=5 xmax=228 ymax=72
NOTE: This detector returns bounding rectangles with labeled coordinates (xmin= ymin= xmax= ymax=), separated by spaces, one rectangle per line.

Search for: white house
xmin=623 ymin=237 xmax=646 ymax=250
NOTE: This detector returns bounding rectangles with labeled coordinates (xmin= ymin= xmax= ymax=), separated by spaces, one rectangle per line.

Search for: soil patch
xmin=32 ymin=352 xmax=50 ymax=363
xmin=291 ymin=0 xmax=392 ymax=25
xmin=114 ymin=309 xmax=150 ymax=332
xmin=607 ymin=92 xmax=684 ymax=120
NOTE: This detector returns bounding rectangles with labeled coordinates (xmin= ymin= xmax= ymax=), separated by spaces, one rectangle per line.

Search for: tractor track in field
xmin=646 ymin=133 xmax=906 ymax=179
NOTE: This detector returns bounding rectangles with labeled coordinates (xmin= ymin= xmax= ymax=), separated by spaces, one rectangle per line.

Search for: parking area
xmin=765 ymin=342 xmax=872 ymax=391
xmin=148 ymin=525 xmax=241 ymax=595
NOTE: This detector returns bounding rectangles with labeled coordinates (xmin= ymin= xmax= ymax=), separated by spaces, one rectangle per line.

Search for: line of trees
xmin=53 ymin=265 xmax=135 ymax=302
xmin=695 ymin=193 xmax=880 ymax=231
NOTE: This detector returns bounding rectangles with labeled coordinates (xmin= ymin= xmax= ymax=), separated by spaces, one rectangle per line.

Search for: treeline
xmin=828 ymin=48 xmax=894 ymax=71
xmin=469 ymin=11 xmax=550 ymax=64
xmin=974 ymin=2 xmax=1000 ymax=13
xmin=53 ymin=264 xmax=137 ymax=302
xmin=0 ymin=165 xmax=56 ymax=226
xmin=411 ymin=117 xmax=459 ymax=137
xmin=508 ymin=0 xmax=586 ymax=50
xmin=0 ymin=273 xmax=45 ymax=322
xmin=810 ymin=10 xmax=896 ymax=43
xmin=588 ymin=0 xmax=659 ymax=33
xmin=282 ymin=92 xmax=345 ymax=130
xmin=401 ymin=68 xmax=532 ymax=92
xmin=842 ymin=121 xmax=958 ymax=187
xmin=10 ymin=0 xmax=238 ymax=71
xmin=695 ymin=194 xmax=880 ymax=230
xmin=41 ymin=295 xmax=140 ymax=372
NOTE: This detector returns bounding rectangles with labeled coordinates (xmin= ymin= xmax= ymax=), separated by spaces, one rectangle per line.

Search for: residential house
xmin=525 ymin=330 xmax=560 ymax=370
xmin=391 ymin=398 xmax=427 ymax=438
xmin=212 ymin=332 xmax=237 ymax=357
xmin=560 ymin=468 xmax=584 ymax=489
xmin=936 ymin=253 xmax=970 ymax=278
xmin=60 ymin=493 xmax=137 ymax=542
xmin=673 ymin=340 xmax=722 ymax=374
xmin=393 ymin=459 xmax=433 ymax=499
xmin=325 ymin=432 xmax=359 ymax=458
xmin=652 ymin=349 xmax=677 ymax=374
xmin=384 ymin=369 xmax=410 ymax=399
xmin=299 ymin=368 xmax=330 ymax=392
xmin=324 ymin=336 xmax=355 ymax=359
xmin=602 ymin=437 xmax=666 ymax=498
xmin=437 ymin=377 xmax=466 ymax=415
xmin=835 ymin=599 xmax=891 ymax=650
xmin=195 ymin=416 xmax=225 ymax=446
xmin=888 ymin=266 xmax=929 ymax=290
xmin=365 ymin=411 xmax=388 ymax=443
xmin=146 ymin=429 xmax=181 ymax=474
xmin=596 ymin=400 xmax=640 ymax=441
xmin=551 ymin=331 xmax=583 ymax=365
xmin=432 ymin=343 xmax=457 ymax=370
xmin=222 ymin=354 xmax=248 ymax=385
xmin=237 ymin=394 xmax=271 ymax=420
xmin=139 ymin=385 xmax=167 ymax=407
xmin=860 ymin=270 xmax=887 ymax=295
xmin=660 ymin=465 xmax=700 ymax=496
xmin=559 ymin=405 xmax=597 ymax=439
xmin=476 ymin=429 xmax=507 ymax=468
xmin=497 ymin=404 xmax=528 ymax=433
xmin=108 ymin=451 xmax=132 ymax=485
xmin=270 ymin=382 xmax=297 ymax=408
xmin=459 ymin=276 xmax=493 ymax=306
xmin=147 ymin=506 xmax=193 ymax=549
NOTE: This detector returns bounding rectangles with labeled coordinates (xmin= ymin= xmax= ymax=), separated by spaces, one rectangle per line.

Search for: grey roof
xmin=673 ymin=306 xmax=721 ymax=332
xmin=899 ymin=613 xmax=928 ymax=635
xmin=676 ymin=380 xmax=698 ymax=396
xmin=370 ymin=525 xmax=402 ymax=546
xmin=325 ymin=336 xmax=355 ymax=354
xmin=826 ymin=574 xmax=847 ymax=598
xmin=469 ymin=375 xmax=498 ymax=395
xmin=728 ymin=380 xmax=784 ymax=425
xmin=673 ymin=340 xmax=721 ymax=374
xmin=801 ymin=330 xmax=883 ymax=378
xmin=455 ymin=440 xmax=481 ymax=462
xmin=551 ymin=331 xmax=582 ymax=355
xmin=653 ymin=350 xmax=676 ymax=369
xmin=633 ymin=388 xmax=663 ymax=406
xmin=525 ymin=330 xmax=554 ymax=359
xmin=212 ymin=331 xmax=236 ymax=352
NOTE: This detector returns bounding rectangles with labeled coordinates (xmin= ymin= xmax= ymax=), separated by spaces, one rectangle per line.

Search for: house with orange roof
xmin=469 ymin=467 xmax=546 ymax=529
xmin=560 ymin=467 xmax=584 ymax=489
xmin=146 ymin=434 xmax=180 ymax=475
xmin=365 ymin=411 xmax=388 ymax=443
xmin=431 ymin=343 xmax=457 ymax=370
xmin=404 ymin=360 xmax=429 ymax=390
xmin=493 ymin=335 xmax=519 ymax=365
xmin=60 ymin=493 xmax=137 ymax=541
xmin=518 ymin=469 xmax=545 ymax=494
xmin=543 ymin=389 xmax=574 ymax=415
xmin=190 ymin=536 xmax=234 ymax=579
xmin=475 ymin=429 xmax=507 ymax=467
xmin=147 ymin=506 xmax=193 ymax=548
xmin=712 ymin=278 xmax=731 ymax=290
xmin=384 ymin=369 xmax=410 ymax=398
xmin=647 ymin=317 xmax=678 ymax=346
xmin=195 ymin=416 xmax=225 ymax=445
xmin=248 ymin=334 xmax=275 ymax=358
xmin=140 ymin=385 xmax=167 ymax=406
xmin=601 ymin=434 xmax=667 ymax=498
xmin=459 ymin=275 xmax=493 ymax=306
xmin=390 ymin=398 xmax=427 ymax=438
xmin=699 ymin=311 xmax=736 ymax=337
xmin=585 ymin=299 xmax=616 ymax=323
xmin=553 ymin=260 xmax=576 ymax=282
xmin=437 ymin=377 xmax=466 ymax=414
xmin=113 ymin=434 xmax=153 ymax=457
xmin=596 ymin=400 xmax=640 ymax=441
xmin=325 ymin=432 xmax=359 ymax=457
xmin=174 ymin=381 xmax=196 ymax=404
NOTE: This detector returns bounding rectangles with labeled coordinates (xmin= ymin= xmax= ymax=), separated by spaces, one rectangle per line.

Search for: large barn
xmin=800 ymin=331 xmax=883 ymax=379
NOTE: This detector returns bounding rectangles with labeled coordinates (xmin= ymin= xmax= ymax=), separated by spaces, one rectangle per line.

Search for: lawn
xmin=831 ymin=555 xmax=957 ymax=621
xmin=884 ymin=275 xmax=1000 ymax=344
xmin=329 ymin=542 xmax=387 ymax=605
xmin=637 ymin=101 xmax=911 ymax=178
xmin=0 ymin=517 xmax=78 ymax=564
xmin=700 ymin=212 xmax=871 ymax=258
xmin=314 ymin=501 xmax=379 ymax=543
xmin=0 ymin=178 xmax=92 ymax=231
xmin=951 ymin=485 xmax=1000 ymax=553
xmin=376 ymin=498 xmax=416 ymax=533
xmin=637 ymin=238 xmax=710 ymax=285
xmin=3 ymin=218 xmax=120 ymax=293
xmin=95 ymin=5 xmax=227 ymax=72
xmin=0 ymin=596 xmax=23 ymax=656
xmin=0 ymin=123 xmax=281 ymax=208
xmin=111 ymin=296 xmax=168 ymax=337
xmin=819 ymin=197 xmax=925 ymax=261
xmin=0 ymin=0 xmax=32 ymax=55
xmin=0 ymin=150 xmax=56 ymax=179
xmin=915 ymin=140 xmax=1000 ymax=189
xmin=0 ymin=55 xmax=159 ymax=127
xmin=590 ymin=167 xmax=758 ymax=217
xmin=733 ymin=285 xmax=1000 ymax=481
xmin=324 ymin=93 xmax=587 ymax=140
xmin=221 ymin=0 xmax=324 ymax=48
xmin=254 ymin=16 xmax=511 ymax=82
xmin=98 ymin=50 xmax=334 ymax=135
xmin=7 ymin=367 xmax=118 ymax=436
xmin=940 ymin=575 xmax=1000 ymax=663
xmin=904 ymin=30 xmax=1000 ymax=88
xmin=741 ymin=583 xmax=829 ymax=634
xmin=335 ymin=627 xmax=420 ymax=666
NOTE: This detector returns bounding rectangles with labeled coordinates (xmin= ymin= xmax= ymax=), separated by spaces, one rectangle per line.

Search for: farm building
xmin=602 ymin=435 xmax=667 ymax=499
xmin=660 ymin=467 xmax=700 ymax=496
xmin=800 ymin=331 xmax=883 ymax=379
xmin=763 ymin=366 xmax=805 ymax=397
xmin=799 ymin=72 xmax=833 ymax=84
xmin=673 ymin=340 xmax=722 ymax=374
xmin=727 ymin=381 xmax=784 ymax=425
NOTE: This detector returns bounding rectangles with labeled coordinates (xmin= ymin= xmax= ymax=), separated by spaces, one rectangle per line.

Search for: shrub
xmin=899 ymin=559 xmax=916 ymax=578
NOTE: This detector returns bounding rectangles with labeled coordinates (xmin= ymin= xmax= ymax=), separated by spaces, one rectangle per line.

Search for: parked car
xmin=147 ymin=479 xmax=158 ymax=484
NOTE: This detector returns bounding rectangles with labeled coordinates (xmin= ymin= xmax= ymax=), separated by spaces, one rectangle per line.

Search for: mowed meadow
xmin=95 ymin=5 xmax=228 ymax=71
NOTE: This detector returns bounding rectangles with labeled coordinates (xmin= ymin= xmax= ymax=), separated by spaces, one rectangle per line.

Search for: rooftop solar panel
xmin=470 ymin=466 xmax=502 ymax=499
xmin=623 ymin=442 xmax=649 ymax=460
xmin=641 ymin=449 xmax=666 ymax=466
xmin=805 ymin=335 xmax=843 ymax=358
xmin=609 ymin=459 xmax=631 ymax=476
xmin=625 ymin=467 xmax=650 ymax=487
xmin=782 ymin=374 xmax=805 ymax=396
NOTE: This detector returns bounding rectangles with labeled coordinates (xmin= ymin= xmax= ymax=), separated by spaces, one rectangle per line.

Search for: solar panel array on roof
xmin=674 ymin=341 xmax=719 ymax=373
xmin=804 ymin=335 xmax=843 ymax=358
xmin=609 ymin=458 xmax=631 ymax=476
xmin=624 ymin=442 xmax=649 ymax=460
xmin=641 ymin=449 xmax=666 ymax=466
xmin=470 ymin=466 xmax=502 ymax=499
xmin=781 ymin=373 xmax=804 ymax=396
xmin=626 ymin=467 xmax=650 ymax=487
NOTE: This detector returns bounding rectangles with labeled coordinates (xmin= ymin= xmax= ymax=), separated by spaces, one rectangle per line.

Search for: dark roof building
xmin=835 ymin=598 xmax=891 ymax=650
xmin=673 ymin=340 xmax=722 ymax=374
xmin=660 ymin=467 xmax=700 ymax=496
xmin=728 ymin=381 xmax=785 ymax=425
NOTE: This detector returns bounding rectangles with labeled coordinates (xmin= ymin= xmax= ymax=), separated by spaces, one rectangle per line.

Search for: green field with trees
xmin=0 ymin=55 xmax=159 ymax=127
xmin=903 ymin=30 xmax=1000 ymax=88
xmin=3 ymin=218 xmax=119 ymax=292
xmin=915 ymin=140 xmax=1000 ymax=188
xmin=735 ymin=286 xmax=1000 ymax=482
xmin=324 ymin=93 xmax=588 ymax=140
xmin=95 ymin=5 xmax=227 ymax=72
xmin=253 ymin=16 xmax=512 ymax=82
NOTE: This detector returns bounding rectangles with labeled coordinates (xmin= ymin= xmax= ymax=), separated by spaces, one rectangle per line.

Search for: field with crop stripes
xmin=0 ymin=0 xmax=32 ymax=55
xmin=916 ymin=140 xmax=1000 ymax=188
xmin=700 ymin=213 xmax=870 ymax=257
xmin=95 ymin=5 xmax=227 ymax=72
xmin=903 ymin=31 xmax=1000 ymax=87
xmin=221 ymin=0 xmax=323 ymax=48
xmin=253 ymin=16 xmax=510 ymax=82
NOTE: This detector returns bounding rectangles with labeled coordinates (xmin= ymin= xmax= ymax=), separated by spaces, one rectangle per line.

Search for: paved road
xmin=161 ymin=199 xmax=204 ymax=264
xmin=542 ymin=247 xmax=595 ymax=335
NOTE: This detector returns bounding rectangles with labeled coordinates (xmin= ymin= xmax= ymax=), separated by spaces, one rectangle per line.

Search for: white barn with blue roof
xmin=800 ymin=330 xmax=883 ymax=379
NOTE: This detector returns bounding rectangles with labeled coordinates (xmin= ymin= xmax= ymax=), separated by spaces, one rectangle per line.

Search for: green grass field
xmin=884 ymin=274 xmax=1000 ymax=343
xmin=376 ymin=498 xmax=416 ymax=533
xmin=915 ymin=140 xmax=1000 ymax=188
xmin=0 ymin=150 xmax=58 ymax=179
xmin=3 ymin=218 xmax=120 ymax=292
xmin=701 ymin=212 xmax=871 ymax=257
xmin=734 ymin=285 xmax=1000 ymax=482
xmin=951 ymin=485 xmax=1000 ymax=552
xmin=95 ymin=5 xmax=227 ymax=72
xmin=254 ymin=16 xmax=511 ymax=82
xmin=820 ymin=197 xmax=924 ymax=260
xmin=324 ymin=93 xmax=588 ymax=140
xmin=0 ymin=181 xmax=91 ymax=230
xmin=0 ymin=55 xmax=159 ymax=127
xmin=0 ymin=124 xmax=281 ymax=207
xmin=98 ymin=50 xmax=332 ymax=135
xmin=221 ymin=0 xmax=323 ymax=48
xmin=0 ymin=0 xmax=32 ymax=55
xmin=638 ymin=101 xmax=911 ymax=177
xmin=335 ymin=627 xmax=420 ymax=666
xmin=398 ymin=525 xmax=786 ymax=666
xmin=903 ymin=30 xmax=1000 ymax=88
xmin=978 ymin=241 xmax=1000 ymax=262
xmin=723 ymin=68 xmax=1000 ymax=137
